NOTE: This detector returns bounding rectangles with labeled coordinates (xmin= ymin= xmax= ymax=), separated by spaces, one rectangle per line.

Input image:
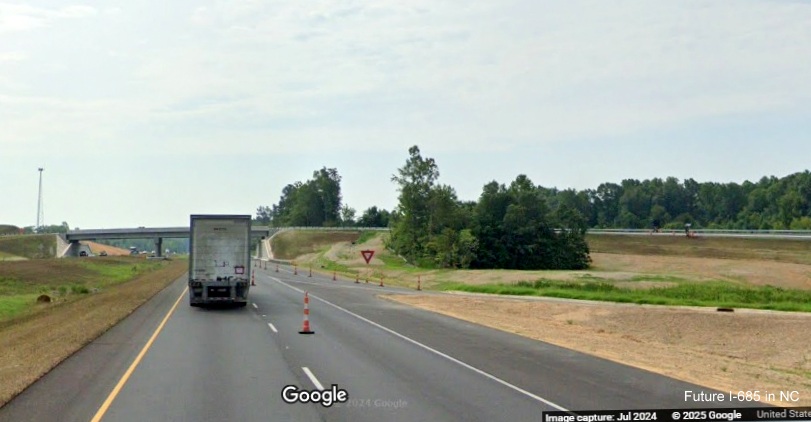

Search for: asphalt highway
xmin=0 ymin=263 xmax=742 ymax=422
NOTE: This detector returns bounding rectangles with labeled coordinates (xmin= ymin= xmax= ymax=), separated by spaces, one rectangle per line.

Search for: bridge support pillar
xmin=255 ymin=236 xmax=266 ymax=259
xmin=154 ymin=237 xmax=163 ymax=257
xmin=67 ymin=240 xmax=82 ymax=257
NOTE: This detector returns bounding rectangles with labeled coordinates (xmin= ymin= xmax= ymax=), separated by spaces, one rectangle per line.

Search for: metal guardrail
xmin=271 ymin=226 xmax=390 ymax=231
xmin=589 ymin=228 xmax=811 ymax=234
xmin=587 ymin=228 xmax=811 ymax=239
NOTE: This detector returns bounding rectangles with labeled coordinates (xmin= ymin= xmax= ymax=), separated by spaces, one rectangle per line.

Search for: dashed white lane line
xmin=252 ymin=303 xmax=258 ymax=309
xmin=302 ymin=367 xmax=324 ymax=390
xmin=268 ymin=322 xmax=278 ymax=333
xmin=270 ymin=276 xmax=568 ymax=411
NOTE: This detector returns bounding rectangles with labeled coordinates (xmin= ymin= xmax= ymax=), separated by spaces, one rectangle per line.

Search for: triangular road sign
xmin=361 ymin=250 xmax=375 ymax=264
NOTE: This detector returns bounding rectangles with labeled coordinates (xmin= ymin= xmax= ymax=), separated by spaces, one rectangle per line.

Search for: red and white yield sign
xmin=360 ymin=249 xmax=375 ymax=264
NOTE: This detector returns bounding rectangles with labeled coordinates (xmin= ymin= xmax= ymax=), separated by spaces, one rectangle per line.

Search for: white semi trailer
xmin=188 ymin=214 xmax=252 ymax=307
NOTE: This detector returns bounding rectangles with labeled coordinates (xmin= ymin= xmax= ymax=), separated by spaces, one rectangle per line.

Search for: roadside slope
xmin=0 ymin=259 xmax=187 ymax=406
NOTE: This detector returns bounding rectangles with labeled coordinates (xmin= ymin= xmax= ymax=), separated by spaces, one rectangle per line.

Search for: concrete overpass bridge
xmin=61 ymin=226 xmax=389 ymax=258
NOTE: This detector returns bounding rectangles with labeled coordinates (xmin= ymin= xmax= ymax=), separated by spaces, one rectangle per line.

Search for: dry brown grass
xmin=0 ymin=259 xmax=186 ymax=406
xmin=85 ymin=241 xmax=131 ymax=256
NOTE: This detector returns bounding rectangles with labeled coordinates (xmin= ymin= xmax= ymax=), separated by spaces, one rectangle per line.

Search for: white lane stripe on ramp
xmin=268 ymin=322 xmax=278 ymax=333
xmin=302 ymin=367 xmax=324 ymax=390
xmin=252 ymin=303 xmax=258 ymax=309
xmin=271 ymin=277 xmax=568 ymax=411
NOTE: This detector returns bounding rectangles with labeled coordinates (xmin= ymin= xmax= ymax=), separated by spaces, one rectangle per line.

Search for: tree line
xmin=257 ymin=145 xmax=811 ymax=270
xmin=387 ymin=146 xmax=590 ymax=270
xmin=550 ymin=172 xmax=811 ymax=230
xmin=256 ymin=167 xmax=390 ymax=228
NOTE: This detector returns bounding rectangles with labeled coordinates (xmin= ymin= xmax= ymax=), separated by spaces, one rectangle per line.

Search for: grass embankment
xmin=282 ymin=230 xmax=811 ymax=312
xmin=440 ymin=235 xmax=811 ymax=311
xmin=587 ymin=233 xmax=811 ymax=265
xmin=0 ymin=235 xmax=56 ymax=260
xmin=440 ymin=279 xmax=811 ymax=312
xmin=0 ymin=256 xmax=187 ymax=406
xmin=271 ymin=230 xmax=362 ymax=260
xmin=0 ymin=256 xmax=167 ymax=322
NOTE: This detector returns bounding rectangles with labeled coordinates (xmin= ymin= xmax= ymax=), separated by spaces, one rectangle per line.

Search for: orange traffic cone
xmin=275 ymin=264 xmax=279 ymax=273
xmin=332 ymin=271 xmax=336 ymax=281
xmin=251 ymin=273 xmax=256 ymax=286
xmin=355 ymin=273 xmax=359 ymax=284
xmin=379 ymin=277 xmax=384 ymax=287
xmin=294 ymin=266 xmax=298 ymax=275
xmin=299 ymin=292 xmax=314 ymax=334
xmin=308 ymin=267 xmax=312 ymax=277
xmin=417 ymin=275 xmax=421 ymax=291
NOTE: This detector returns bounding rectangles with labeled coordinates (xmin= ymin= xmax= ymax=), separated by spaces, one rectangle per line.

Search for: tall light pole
xmin=36 ymin=168 xmax=44 ymax=231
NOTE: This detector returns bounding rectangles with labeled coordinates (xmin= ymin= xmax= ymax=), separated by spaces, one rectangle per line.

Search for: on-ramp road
xmin=1 ymin=264 xmax=738 ymax=421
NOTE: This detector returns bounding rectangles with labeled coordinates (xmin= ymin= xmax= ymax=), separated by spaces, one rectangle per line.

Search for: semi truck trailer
xmin=188 ymin=214 xmax=252 ymax=307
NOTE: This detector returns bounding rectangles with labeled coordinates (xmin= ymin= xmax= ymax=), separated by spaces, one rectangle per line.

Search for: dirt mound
xmin=85 ymin=241 xmax=131 ymax=256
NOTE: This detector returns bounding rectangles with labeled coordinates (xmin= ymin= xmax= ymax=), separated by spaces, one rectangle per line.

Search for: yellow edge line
xmin=90 ymin=286 xmax=188 ymax=422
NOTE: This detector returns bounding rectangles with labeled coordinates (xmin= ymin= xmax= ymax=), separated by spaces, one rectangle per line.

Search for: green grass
xmin=77 ymin=259 xmax=164 ymax=287
xmin=356 ymin=231 xmax=378 ymax=244
xmin=0 ymin=251 xmax=22 ymax=261
xmin=312 ymin=257 xmax=353 ymax=274
xmin=439 ymin=279 xmax=811 ymax=312
xmin=0 ymin=257 xmax=175 ymax=322
xmin=0 ymin=235 xmax=56 ymax=259
xmin=0 ymin=295 xmax=38 ymax=321
xmin=376 ymin=252 xmax=424 ymax=273
xmin=271 ymin=231 xmax=361 ymax=260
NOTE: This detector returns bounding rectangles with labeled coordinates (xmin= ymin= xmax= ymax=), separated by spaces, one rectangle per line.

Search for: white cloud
xmin=0 ymin=51 xmax=26 ymax=61
xmin=0 ymin=3 xmax=97 ymax=32
xmin=3 ymin=0 xmax=811 ymax=157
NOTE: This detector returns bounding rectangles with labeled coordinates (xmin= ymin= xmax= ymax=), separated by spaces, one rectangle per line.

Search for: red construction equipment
xmin=299 ymin=292 xmax=314 ymax=334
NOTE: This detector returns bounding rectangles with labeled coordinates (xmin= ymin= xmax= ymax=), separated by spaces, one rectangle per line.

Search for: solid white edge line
xmin=268 ymin=322 xmax=278 ymax=333
xmin=302 ymin=367 xmax=324 ymax=391
xmin=270 ymin=277 xmax=568 ymax=411
xmin=252 ymin=303 xmax=258 ymax=309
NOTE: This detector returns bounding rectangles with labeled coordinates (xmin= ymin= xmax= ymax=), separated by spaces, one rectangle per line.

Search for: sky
xmin=2 ymin=0 xmax=811 ymax=229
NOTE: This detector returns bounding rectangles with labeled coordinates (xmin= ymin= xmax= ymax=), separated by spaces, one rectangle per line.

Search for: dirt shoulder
xmin=0 ymin=259 xmax=187 ymax=407
xmin=384 ymin=293 xmax=811 ymax=406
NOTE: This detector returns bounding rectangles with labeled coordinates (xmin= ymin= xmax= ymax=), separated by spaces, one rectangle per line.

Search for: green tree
xmin=340 ymin=205 xmax=356 ymax=227
xmin=390 ymin=145 xmax=440 ymax=262
xmin=358 ymin=206 xmax=391 ymax=227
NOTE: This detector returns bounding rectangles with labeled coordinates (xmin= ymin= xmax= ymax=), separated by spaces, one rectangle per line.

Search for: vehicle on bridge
xmin=188 ymin=214 xmax=252 ymax=307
